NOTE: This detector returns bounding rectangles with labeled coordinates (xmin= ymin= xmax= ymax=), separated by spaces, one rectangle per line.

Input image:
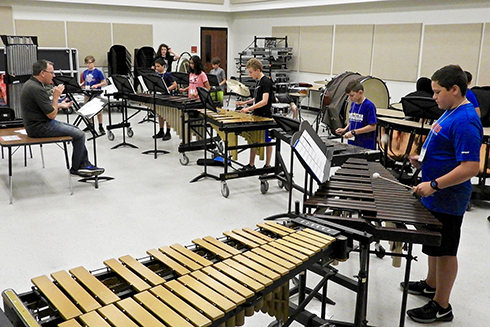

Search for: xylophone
xmin=2 ymin=222 xmax=344 ymax=327
xmin=303 ymin=158 xmax=442 ymax=327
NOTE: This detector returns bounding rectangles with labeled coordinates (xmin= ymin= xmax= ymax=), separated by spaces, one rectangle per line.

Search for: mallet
xmin=372 ymin=172 xmax=413 ymax=190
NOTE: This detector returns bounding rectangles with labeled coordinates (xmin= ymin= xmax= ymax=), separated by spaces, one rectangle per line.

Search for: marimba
xmin=2 ymin=222 xmax=341 ymax=327
xmin=195 ymin=109 xmax=278 ymax=197
xmin=304 ymin=158 xmax=442 ymax=327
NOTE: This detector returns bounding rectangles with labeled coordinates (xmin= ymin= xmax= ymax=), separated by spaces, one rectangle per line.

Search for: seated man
xmin=20 ymin=59 xmax=104 ymax=177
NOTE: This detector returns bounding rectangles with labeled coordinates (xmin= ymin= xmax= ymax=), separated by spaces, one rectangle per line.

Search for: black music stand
xmin=401 ymin=96 xmax=443 ymax=125
xmin=139 ymin=73 xmax=171 ymax=158
xmin=171 ymin=72 xmax=189 ymax=88
xmin=136 ymin=68 xmax=158 ymax=124
xmin=190 ymin=87 xmax=220 ymax=183
xmin=110 ymin=75 xmax=138 ymax=149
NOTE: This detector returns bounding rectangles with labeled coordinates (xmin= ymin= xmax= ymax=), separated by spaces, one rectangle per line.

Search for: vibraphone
xmin=303 ymin=158 xmax=442 ymax=327
xmin=195 ymin=109 xmax=278 ymax=197
xmin=2 ymin=222 xmax=349 ymax=327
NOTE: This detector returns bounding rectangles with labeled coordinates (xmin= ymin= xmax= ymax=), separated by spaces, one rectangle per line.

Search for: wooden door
xmin=201 ymin=27 xmax=228 ymax=76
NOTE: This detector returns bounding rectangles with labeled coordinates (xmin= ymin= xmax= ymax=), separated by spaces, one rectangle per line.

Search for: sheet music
xmin=138 ymin=75 xmax=149 ymax=93
xmin=294 ymin=131 xmax=327 ymax=182
xmin=102 ymin=82 xmax=118 ymax=95
xmin=77 ymin=98 xmax=106 ymax=119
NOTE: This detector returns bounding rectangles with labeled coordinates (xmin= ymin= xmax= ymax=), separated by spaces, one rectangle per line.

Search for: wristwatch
xmin=430 ymin=180 xmax=440 ymax=191
xmin=351 ymin=130 xmax=356 ymax=136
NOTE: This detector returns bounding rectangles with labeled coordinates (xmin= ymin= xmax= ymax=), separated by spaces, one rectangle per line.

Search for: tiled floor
xmin=0 ymin=105 xmax=489 ymax=326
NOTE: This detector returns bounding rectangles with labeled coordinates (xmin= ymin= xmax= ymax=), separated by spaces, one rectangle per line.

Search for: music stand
xmin=171 ymin=72 xmax=189 ymax=88
xmin=401 ymin=96 xmax=443 ymax=126
xmin=110 ymin=75 xmax=138 ymax=149
xmin=190 ymin=87 xmax=220 ymax=183
xmin=140 ymin=73 xmax=171 ymax=158
xmin=206 ymin=73 xmax=220 ymax=87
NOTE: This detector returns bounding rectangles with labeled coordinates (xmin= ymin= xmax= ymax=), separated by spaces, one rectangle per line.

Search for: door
xmin=201 ymin=27 xmax=228 ymax=76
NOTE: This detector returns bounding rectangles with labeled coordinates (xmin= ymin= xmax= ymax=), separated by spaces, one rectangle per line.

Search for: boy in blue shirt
xmin=81 ymin=55 xmax=106 ymax=135
xmin=335 ymin=80 xmax=377 ymax=150
xmin=405 ymin=65 xmax=482 ymax=323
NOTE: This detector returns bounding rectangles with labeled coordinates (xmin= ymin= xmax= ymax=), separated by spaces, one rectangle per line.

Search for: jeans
xmin=26 ymin=120 xmax=90 ymax=171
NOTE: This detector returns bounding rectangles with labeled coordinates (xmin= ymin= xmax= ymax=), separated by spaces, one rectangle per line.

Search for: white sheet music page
xmin=294 ymin=131 xmax=327 ymax=182
xmin=77 ymin=98 xmax=106 ymax=119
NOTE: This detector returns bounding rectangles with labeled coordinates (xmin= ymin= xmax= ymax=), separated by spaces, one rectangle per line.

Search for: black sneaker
xmin=99 ymin=126 xmax=106 ymax=135
xmin=162 ymin=132 xmax=172 ymax=141
xmin=407 ymin=300 xmax=453 ymax=323
xmin=153 ymin=130 xmax=165 ymax=139
xmin=240 ymin=164 xmax=256 ymax=171
xmin=262 ymin=164 xmax=272 ymax=169
xmin=77 ymin=165 xmax=105 ymax=177
xmin=400 ymin=280 xmax=436 ymax=298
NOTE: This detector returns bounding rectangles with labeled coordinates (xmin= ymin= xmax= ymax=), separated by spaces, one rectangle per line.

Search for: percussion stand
xmin=140 ymin=74 xmax=170 ymax=159
xmin=190 ymin=87 xmax=220 ymax=183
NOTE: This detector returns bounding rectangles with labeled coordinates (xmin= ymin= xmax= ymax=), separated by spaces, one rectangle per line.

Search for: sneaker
xmin=99 ymin=126 xmax=106 ymax=135
xmin=162 ymin=132 xmax=172 ymax=141
xmin=400 ymin=280 xmax=436 ymax=298
xmin=153 ymin=130 xmax=165 ymax=139
xmin=407 ymin=300 xmax=453 ymax=323
xmin=77 ymin=165 xmax=105 ymax=177
xmin=240 ymin=164 xmax=256 ymax=171
xmin=262 ymin=164 xmax=272 ymax=169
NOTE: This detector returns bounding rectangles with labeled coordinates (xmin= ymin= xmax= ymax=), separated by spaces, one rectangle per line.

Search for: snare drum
xmin=272 ymin=103 xmax=290 ymax=116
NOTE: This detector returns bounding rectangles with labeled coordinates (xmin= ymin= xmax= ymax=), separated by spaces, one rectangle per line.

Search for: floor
xmin=0 ymin=105 xmax=489 ymax=326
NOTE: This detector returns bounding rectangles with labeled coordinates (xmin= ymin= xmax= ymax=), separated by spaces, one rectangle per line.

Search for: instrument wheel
xmin=179 ymin=153 xmax=189 ymax=166
xmin=374 ymin=243 xmax=386 ymax=258
xmin=260 ymin=180 xmax=269 ymax=194
xmin=278 ymin=180 xmax=284 ymax=189
xmin=127 ymin=128 xmax=134 ymax=138
xmin=221 ymin=181 xmax=230 ymax=198
xmin=107 ymin=131 xmax=115 ymax=141
xmin=267 ymin=320 xmax=281 ymax=327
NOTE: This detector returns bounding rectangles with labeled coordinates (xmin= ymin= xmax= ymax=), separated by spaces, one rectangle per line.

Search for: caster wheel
xmin=107 ymin=131 xmax=115 ymax=141
xmin=487 ymin=216 xmax=490 ymax=222
xmin=221 ymin=181 xmax=230 ymax=198
xmin=375 ymin=243 xmax=386 ymax=258
xmin=127 ymin=128 xmax=134 ymax=138
xmin=260 ymin=180 xmax=269 ymax=194
xmin=179 ymin=153 xmax=189 ymax=166
xmin=278 ymin=180 xmax=284 ymax=189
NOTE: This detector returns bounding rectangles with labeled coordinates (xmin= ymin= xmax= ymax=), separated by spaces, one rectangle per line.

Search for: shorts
xmin=422 ymin=210 xmax=464 ymax=257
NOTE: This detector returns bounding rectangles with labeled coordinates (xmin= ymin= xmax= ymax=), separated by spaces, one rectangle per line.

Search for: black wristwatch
xmin=430 ymin=180 xmax=440 ymax=191
xmin=351 ymin=130 xmax=356 ymax=136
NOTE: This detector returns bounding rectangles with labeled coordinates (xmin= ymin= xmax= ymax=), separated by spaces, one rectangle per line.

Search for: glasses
xmin=43 ymin=70 xmax=55 ymax=75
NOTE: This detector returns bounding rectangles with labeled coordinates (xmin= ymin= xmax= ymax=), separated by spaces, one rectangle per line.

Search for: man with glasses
xmin=335 ymin=80 xmax=377 ymax=150
xmin=20 ymin=59 xmax=105 ymax=177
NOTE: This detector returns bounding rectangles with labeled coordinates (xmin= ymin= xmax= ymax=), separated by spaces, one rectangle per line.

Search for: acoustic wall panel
xmin=67 ymin=22 xmax=111 ymax=68
xmin=298 ymin=25 xmax=333 ymax=74
xmin=113 ymin=23 xmax=153 ymax=66
xmin=333 ymin=24 xmax=374 ymax=76
xmin=0 ymin=6 xmax=14 ymax=36
xmin=372 ymin=23 xmax=422 ymax=82
xmin=477 ymin=23 xmax=490 ymax=85
xmin=272 ymin=26 xmax=300 ymax=72
xmin=15 ymin=20 xmax=66 ymax=48
xmin=421 ymin=23 xmax=482 ymax=80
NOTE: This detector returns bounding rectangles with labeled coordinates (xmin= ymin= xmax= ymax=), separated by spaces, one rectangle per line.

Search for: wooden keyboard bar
xmin=202 ymin=236 xmax=242 ymax=256
xmin=159 ymin=246 xmax=202 ymax=271
xmin=116 ymin=297 xmax=167 ymax=327
xmin=256 ymin=223 xmax=289 ymax=237
xmin=201 ymin=266 xmax=255 ymax=299
xmin=297 ymin=229 xmax=335 ymax=246
xmin=103 ymin=259 xmax=151 ymax=293
xmin=231 ymin=229 xmax=268 ymax=245
xmin=31 ymin=275 xmax=82 ymax=320
xmin=276 ymin=238 xmax=316 ymax=256
xmin=79 ymin=311 xmax=112 ymax=327
xmin=191 ymin=270 xmax=246 ymax=305
xmin=223 ymin=231 xmax=260 ymax=248
xmin=134 ymin=291 xmax=194 ymax=327
xmin=150 ymin=285 xmax=211 ymax=327
xmin=192 ymin=238 xmax=233 ymax=259
xmin=164 ymin=280 xmax=224 ymax=320
xmin=170 ymin=244 xmax=213 ymax=267
xmin=222 ymin=259 xmax=273 ymax=286
xmin=288 ymin=233 xmax=325 ymax=249
xmin=242 ymin=227 xmax=274 ymax=242
xmin=252 ymin=247 xmax=297 ymax=270
xmin=50 ymin=270 xmax=101 ymax=313
xmin=265 ymin=242 xmax=309 ymax=262
xmin=69 ymin=267 xmax=120 ymax=306
xmin=283 ymin=235 xmax=320 ymax=253
xmin=147 ymin=249 xmax=191 ymax=276
xmin=213 ymin=262 xmax=265 ymax=292
xmin=178 ymin=275 xmax=236 ymax=312
xmin=58 ymin=320 xmax=82 ymax=327
xmin=118 ymin=255 xmax=166 ymax=286
xmin=232 ymin=254 xmax=281 ymax=281
xmin=241 ymin=251 xmax=289 ymax=276
xmin=302 ymin=228 xmax=336 ymax=243
xmin=97 ymin=304 xmax=139 ymax=327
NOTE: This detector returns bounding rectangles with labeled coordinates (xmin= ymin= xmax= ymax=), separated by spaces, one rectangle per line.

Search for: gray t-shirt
xmin=210 ymin=67 xmax=226 ymax=91
xmin=20 ymin=77 xmax=54 ymax=132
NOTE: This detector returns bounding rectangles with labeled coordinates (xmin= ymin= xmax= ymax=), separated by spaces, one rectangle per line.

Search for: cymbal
xmin=313 ymin=80 xmax=328 ymax=85
xmin=227 ymin=79 xmax=250 ymax=97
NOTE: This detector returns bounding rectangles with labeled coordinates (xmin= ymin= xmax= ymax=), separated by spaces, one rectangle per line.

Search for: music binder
xmin=291 ymin=121 xmax=333 ymax=184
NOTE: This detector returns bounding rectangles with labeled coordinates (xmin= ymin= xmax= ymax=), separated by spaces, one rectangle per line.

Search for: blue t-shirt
xmin=466 ymin=88 xmax=480 ymax=109
xmin=82 ymin=68 xmax=105 ymax=89
xmin=348 ymin=98 xmax=377 ymax=150
xmin=421 ymin=102 xmax=482 ymax=215
xmin=157 ymin=72 xmax=175 ymax=93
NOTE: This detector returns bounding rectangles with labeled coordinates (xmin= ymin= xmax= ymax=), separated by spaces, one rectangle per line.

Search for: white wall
xmin=7 ymin=1 xmax=490 ymax=103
